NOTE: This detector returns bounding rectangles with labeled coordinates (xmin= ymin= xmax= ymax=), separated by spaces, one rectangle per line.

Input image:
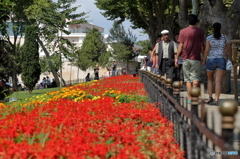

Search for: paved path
xmin=179 ymin=77 xmax=240 ymax=152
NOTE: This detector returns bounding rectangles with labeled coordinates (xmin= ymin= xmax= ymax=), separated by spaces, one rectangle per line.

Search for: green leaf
xmin=105 ymin=137 xmax=114 ymax=144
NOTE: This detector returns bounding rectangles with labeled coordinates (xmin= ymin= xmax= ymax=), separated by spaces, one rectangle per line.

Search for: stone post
xmin=190 ymin=87 xmax=200 ymax=159
xmin=173 ymin=81 xmax=181 ymax=104
xmin=165 ymin=78 xmax=173 ymax=96
xmin=219 ymin=99 xmax=238 ymax=153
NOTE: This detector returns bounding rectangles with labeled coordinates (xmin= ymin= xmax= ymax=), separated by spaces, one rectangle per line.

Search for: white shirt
xmin=155 ymin=41 xmax=177 ymax=58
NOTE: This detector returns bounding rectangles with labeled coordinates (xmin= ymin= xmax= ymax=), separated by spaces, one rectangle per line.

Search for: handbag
xmin=226 ymin=59 xmax=233 ymax=70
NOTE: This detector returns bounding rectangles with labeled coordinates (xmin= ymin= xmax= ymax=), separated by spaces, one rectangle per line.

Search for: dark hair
xmin=188 ymin=14 xmax=199 ymax=25
xmin=213 ymin=22 xmax=221 ymax=40
xmin=157 ymin=34 xmax=162 ymax=38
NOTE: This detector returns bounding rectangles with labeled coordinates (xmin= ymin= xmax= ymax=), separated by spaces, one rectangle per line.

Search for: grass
xmin=6 ymin=87 xmax=60 ymax=106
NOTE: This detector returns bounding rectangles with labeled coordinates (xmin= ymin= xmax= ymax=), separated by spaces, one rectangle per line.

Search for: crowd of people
xmin=85 ymin=61 xmax=117 ymax=82
xmin=144 ymin=14 xmax=232 ymax=105
xmin=37 ymin=76 xmax=57 ymax=89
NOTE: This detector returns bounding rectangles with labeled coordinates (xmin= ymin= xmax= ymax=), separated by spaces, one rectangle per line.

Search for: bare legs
xmin=214 ymin=70 xmax=225 ymax=101
xmin=186 ymin=81 xmax=199 ymax=100
xmin=207 ymin=71 xmax=214 ymax=98
xmin=207 ymin=70 xmax=225 ymax=102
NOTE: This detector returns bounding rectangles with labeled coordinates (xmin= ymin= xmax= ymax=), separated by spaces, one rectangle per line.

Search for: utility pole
xmin=59 ymin=31 xmax=63 ymax=87
xmin=58 ymin=30 xmax=62 ymax=88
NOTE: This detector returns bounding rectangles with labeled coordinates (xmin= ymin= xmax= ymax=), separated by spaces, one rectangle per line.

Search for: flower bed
xmin=0 ymin=75 xmax=184 ymax=158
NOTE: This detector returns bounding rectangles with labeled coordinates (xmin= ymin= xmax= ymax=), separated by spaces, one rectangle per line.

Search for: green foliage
xmin=110 ymin=43 xmax=132 ymax=62
xmin=0 ymin=0 xmax=13 ymax=28
xmin=39 ymin=54 xmax=60 ymax=74
xmin=103 ymin=91 xmax=148 ymax=103
xmin=0 ymin=41 xmax=14 ymax=79
xmin=75 ymin=28 xmax=110 ymax=70
xmin=95 ymin=0 xmax=179 ymax=46
xmin=108 ymin=21 xmax=137 ymax=63
xmin=136 ymin=40 xmax=151 ymax=55
xmin=21 ymin=25 xmax=41 ymax=92
xmin=10 ymin=0 xmax=88 ymax=86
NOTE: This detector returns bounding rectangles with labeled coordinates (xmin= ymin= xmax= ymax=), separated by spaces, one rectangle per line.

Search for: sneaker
xmin=205 ymin=97 xmax=213 ymax=104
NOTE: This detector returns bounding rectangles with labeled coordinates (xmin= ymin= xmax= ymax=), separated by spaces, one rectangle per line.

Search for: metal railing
xmin=139 ymin=70 xmax=240 ymax=159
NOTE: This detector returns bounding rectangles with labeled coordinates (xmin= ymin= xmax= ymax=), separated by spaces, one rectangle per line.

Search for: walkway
xmin=179 ymin=77 xmax=240 ymax=152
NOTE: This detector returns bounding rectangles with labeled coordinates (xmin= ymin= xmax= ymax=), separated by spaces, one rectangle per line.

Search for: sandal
xmin=205 ymin=97 xmax=213 ymax=104
xmin=213 ymin=101 xmax=218 ymax=105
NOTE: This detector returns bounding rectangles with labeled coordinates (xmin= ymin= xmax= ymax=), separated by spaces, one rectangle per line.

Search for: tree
xmin=0 ymin=0 xmax=12 ymax=26
xmin=178 ymin=0 xmax=240 ymax=93
xmin=178 ymin=1 xmax=240 ymax=40
xmin=75 ymin=28 xmax=110 ymax=71
xmin=21 ymin=25 xmax=41 ymax=93
xmin=39 ymin=54 xmax=60 ymax=74
xmin=108 ymin=21 xmax=137 ymax=68
xmin=136 ymin=40 xmax=151 ymax=55
xmin=0 ymin=0 xmax=26 ymax=90
xmin=11 ymin=0 xmax=87 ymax=87
xmin=95 ymin=0 xmax=179 ymax=46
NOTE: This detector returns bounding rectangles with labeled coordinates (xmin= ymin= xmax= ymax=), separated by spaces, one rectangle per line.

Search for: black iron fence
xmin=139 ymin=70 xmax=240 ymax=159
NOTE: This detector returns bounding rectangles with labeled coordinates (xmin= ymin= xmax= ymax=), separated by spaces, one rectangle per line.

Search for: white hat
xmin=161 ymin=30 xmax=169 ymax=35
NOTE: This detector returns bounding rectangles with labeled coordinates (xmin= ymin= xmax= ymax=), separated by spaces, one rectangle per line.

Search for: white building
xmin=5 ymin=21 xmax=142 ymax=86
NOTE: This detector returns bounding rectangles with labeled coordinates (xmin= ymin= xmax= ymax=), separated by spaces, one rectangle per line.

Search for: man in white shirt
xmin=155 ymin=30 xmax=177 ymax=79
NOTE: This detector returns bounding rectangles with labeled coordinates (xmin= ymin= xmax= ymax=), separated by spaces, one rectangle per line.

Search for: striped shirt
xmin=207 ymin=34 xmax=229 ymax=59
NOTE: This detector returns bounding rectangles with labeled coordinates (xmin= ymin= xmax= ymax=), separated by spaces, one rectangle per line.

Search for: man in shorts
xmin=175 ymin=14 xmax=205 ymax=103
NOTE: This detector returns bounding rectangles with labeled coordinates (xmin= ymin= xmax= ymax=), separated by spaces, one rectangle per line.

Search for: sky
xmin=73 ymin=0 xmax=149 ymax=41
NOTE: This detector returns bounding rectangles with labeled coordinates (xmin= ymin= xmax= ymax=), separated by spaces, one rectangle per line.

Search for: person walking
xmin=145 ymin=50 xmax=153 ymax=72
xmin=105 ymin=68 xmax=111 ymax=78
xmin=175 ymin=14 xmax=205 ymax=103
xmin=174 ymin=33 xmax=184 ymax=90
xmin=151 ymin=36 xmax=162 ymax=74
xmin=202 ymin=22 xmax=231 ymax=105
xmin=94 ymin=65 xmax=99 ymax=80
xmin=155 ymin=30 xmax=177 ymax=79
xmin=111 ymin=61 xmax=117 ymax=76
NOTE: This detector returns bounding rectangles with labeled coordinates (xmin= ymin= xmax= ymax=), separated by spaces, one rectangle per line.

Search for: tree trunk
xmin=191 ymin=0 xmax=199 ymax=15
xmin=12 ymin=65 xmax=18 ymax=91
xmin=178 ymin=0 xmax=240 ymax=93
xmin=36 ymin=37 xmax=61 ymax=87
xmin=178 ymin=0 xmax=188 ymax=28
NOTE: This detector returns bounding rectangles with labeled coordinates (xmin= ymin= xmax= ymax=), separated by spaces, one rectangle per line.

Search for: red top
xmin=178 ymin=26 xmax=204 ymax=61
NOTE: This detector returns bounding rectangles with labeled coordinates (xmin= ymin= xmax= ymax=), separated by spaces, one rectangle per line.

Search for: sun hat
xmin=161 ymin=30 xmax=169 ymax=35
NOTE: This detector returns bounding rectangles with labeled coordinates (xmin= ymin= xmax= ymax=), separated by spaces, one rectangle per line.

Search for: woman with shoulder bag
xmin=202 ymin=22 xmax=231 ymax=105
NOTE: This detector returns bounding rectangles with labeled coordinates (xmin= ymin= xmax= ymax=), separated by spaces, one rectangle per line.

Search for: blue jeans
xmin=206 ymin=58 xmax=226 ymax=71
xmin=112 ymin=71 xmax=116 ymax=76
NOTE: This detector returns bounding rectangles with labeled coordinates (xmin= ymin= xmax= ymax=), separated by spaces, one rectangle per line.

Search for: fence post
xmin=173 ymin=81 xmax=181 ymax=104
xmin=139 ymin=70 xmax=143 ymax=82
xmin=165 ymin=78 xmax=173 ymax=96
xmin=219 ymin=99 xmax=238 ymax=156
xmin=160 ymin=76 xmax=165 ymax=88
xmin=157 ymin=75 xmax=161 ymax=86
xmin=190 ymin=87 xmax=200 ymax=159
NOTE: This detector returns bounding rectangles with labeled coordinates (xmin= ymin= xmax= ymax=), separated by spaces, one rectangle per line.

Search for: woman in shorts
xmin=202 ymin=22 xmax=231 ymax=105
